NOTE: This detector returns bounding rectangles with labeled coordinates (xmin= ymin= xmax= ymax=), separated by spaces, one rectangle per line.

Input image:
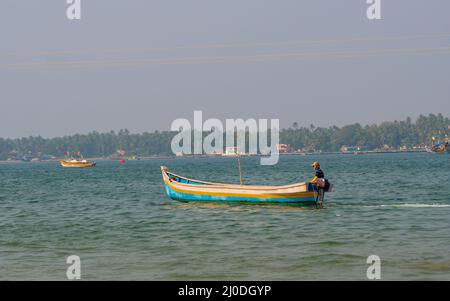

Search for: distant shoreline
xmin=0 ymin=149 xmax=429 ymax=164
xmin=0 ymin=156 xmax=174 ymax=164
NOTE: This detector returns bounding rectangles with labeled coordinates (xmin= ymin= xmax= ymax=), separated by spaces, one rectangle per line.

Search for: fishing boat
xmin=60 ymin=151 xmax=96 ymax=167
xmin=161 ymin=166 xmax=332 ymax=205
xmin=60 ymin=159 xmax=96 ymax=168
xmin=428 ymin=138 xmax=449 ymax=154
xmin=432 ymin=142 xmax=449 ymax=153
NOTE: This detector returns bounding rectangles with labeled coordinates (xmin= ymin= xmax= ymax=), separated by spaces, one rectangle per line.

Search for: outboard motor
xmin=315 ymin=178 xmax=333 ymax=209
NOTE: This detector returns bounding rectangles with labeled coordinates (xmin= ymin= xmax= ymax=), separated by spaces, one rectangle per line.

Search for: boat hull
xmin=60 ymin=160 xmax=96 ymax=168
xmin=428 ymin=142 xmax=450 ymax=154
xmin=163 ymin=183 xmax=316 ymax=203
xmin=161 ymin=166 xmax=319 ymax=205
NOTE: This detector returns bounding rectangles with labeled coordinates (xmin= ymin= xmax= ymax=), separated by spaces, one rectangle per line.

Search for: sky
xmin=0 ymin=0 xmax=449 ymax=138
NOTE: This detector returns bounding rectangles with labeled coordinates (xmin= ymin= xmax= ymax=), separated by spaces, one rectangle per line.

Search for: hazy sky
xmin=1 ymin=0 xmax=449 ymax=138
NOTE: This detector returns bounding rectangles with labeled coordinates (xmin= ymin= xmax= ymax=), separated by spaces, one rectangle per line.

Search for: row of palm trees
xmin=0 ymin=114 xmax=448 ymax=159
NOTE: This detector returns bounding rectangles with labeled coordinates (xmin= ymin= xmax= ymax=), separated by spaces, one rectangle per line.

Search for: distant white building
xmin=222 ymin=146 xmax=243 ymax=156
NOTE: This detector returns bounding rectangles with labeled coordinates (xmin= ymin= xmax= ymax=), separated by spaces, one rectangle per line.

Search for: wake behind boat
xmin=161 ymin=166 xmax=332 ymax=206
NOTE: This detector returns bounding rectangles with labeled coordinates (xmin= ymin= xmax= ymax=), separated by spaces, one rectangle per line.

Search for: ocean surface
xmin=0 ymin=153 xmax=449 ymax=280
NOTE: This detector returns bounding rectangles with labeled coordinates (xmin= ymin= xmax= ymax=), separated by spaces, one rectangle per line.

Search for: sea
xmin=0 ymin=153 xmax=449 ymax=280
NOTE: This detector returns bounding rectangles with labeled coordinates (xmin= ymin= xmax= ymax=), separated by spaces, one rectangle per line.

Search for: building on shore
xmin=276 ymin=144 xmax=293 ymax=153
xmin=110 ymin=149 xmax=126 ymax=159
xmin=340 ymin=146 xmax=369 ymax=153
xmin=222 ymin=146 xmax=246 ymax=156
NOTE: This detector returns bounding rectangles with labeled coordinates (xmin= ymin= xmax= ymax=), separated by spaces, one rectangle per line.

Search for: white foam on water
xmin=366 ymin=203 xmax=450 ymax=208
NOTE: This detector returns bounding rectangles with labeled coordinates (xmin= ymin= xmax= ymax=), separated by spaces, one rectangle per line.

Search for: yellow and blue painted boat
xmin=161 ymin=166 xmax=328 ymax=205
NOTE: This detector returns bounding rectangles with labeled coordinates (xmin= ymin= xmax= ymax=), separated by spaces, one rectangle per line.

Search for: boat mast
xmin=237 ymin=154 xmax=243 ymax=185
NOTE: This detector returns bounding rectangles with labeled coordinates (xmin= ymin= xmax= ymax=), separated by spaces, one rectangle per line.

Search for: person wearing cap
xmin=310 ymin=161 xmax=326 ymax=208
xmin=310 ymin=161 xmax=324 ymax=184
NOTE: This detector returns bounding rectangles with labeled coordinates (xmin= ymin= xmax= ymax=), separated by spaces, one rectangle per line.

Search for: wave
xmin=364 ymin=203 xmax=450 ymax=208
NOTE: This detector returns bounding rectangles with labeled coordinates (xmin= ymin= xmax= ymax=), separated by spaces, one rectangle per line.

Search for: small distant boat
xmin=60 ymin=151 xmax=96 ymax=167
xmin=432 ymin=143 xmax=449 ymax=154
xmin=60 ymin=159 xmax=96 ymax=168
xmin=161 ymin=166 xmax=332 ymax=205
xmin=118 ymin=159 xmax=126 ymax=164
xmin=428 ymin=136 xmax=449 ymax=154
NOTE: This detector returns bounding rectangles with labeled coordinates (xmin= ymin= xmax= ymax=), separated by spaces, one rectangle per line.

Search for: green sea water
xmin=0 ymin=153 xmax=449 ymax=280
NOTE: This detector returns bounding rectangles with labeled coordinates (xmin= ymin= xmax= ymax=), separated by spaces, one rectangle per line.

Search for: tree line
xmin=0 ymin=113 xmax=448 ymax=160
xmin=282 ymin=113 xmax=449 ymax=152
